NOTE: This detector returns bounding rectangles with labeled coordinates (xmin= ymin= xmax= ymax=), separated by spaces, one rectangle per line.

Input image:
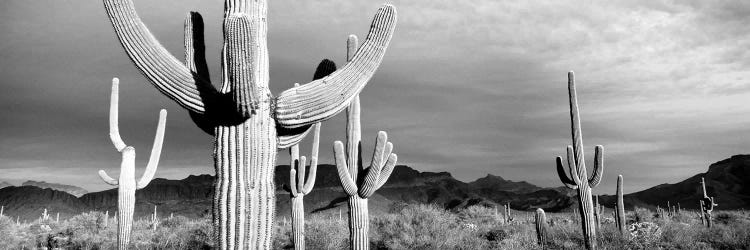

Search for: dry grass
xmin=1 ymin=205 xmax=748 ymax=249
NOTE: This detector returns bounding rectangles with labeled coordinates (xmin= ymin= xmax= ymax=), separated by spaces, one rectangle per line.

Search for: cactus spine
xmin=555 ymin=72 xmax=604 ymax=250
xmin=700 ymin=177 xmax=717 ymax=228
xmin=287 ymin=122 xmax=321 ymax=250
xmin=98 ymin=78 xmax=167 ymax=250
xmin=535 ymin=208 xmax=547 ymax=248
xmin=615 ymin=175 xmax=626 ymax=236
xmin=102 ymin=1 xmax=396 ymax=248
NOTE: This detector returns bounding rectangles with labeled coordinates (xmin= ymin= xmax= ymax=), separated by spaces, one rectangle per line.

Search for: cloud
xmin=1 ymin=0 xmax=749 ymax=194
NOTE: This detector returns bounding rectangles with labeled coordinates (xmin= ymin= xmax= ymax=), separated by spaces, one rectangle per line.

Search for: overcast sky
xmin=1 ymin=0 xmax=749 ymax=194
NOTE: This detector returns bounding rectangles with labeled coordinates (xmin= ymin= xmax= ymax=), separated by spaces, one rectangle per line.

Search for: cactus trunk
xmin=577 ymin=184 xmax=597 ymax=249
xmin=291 ymin=196 xmax=305 ymax=250
xmin=117 ymin=182 xmax=136 ymax=249
xmin=348 ymin=196 xmax=369 ymax=250
xmin=615 ymin=175 xmax=626 ymax=236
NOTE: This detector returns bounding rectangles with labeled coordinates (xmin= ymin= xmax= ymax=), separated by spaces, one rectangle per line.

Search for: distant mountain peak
xmin=22 ymin=180 xmax=88 ymax=197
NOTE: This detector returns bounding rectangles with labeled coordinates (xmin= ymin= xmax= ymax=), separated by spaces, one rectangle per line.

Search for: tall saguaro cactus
xmin=700 ymin=177 xmax=718 ymax=228
xmin=98 ymin=78 xmax=167 ymax=250
xmin=333 ymin=36 xmax=398 ymax=250
xmin=286 ymin=122 xmax=321 ymax=250
xmin=101 ymin=0 xmax=397 ymax=248
xmin=615 ymin=175 xmax=626 ymax=236
xmin=555 ymin=72 xmax=604 ymax=250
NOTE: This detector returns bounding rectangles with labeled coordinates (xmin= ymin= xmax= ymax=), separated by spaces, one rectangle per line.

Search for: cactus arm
xmin=297 ymin=156 xmax=306 ymax=193
xmin=556 ymin=156 xmax=576 ymax=188
xmin=103 ymin=0 xmax=207 ymax=113
xmin=184 ymin=11 xmax=220 ymax=136
xmin=184 ymin=12 xmax=211 ymax=82
xmin=289 ymin=167 xmax=298 ymax=197
xmin=109 ymin=78 xmax=127 ymax=152
xmin=275 ymin=5 xmax=397 ymax=128
xmin=566 ymin=146 xmax=581 ymax=185
xmin=358 ymin=132 xmax=388 ymax=198
xmin=347 ymin=35 xmax=359 ymax=62
xmin=277 ymin=60 xmax=337 ymax=148
xmin=136 ymin=109 xmax=168 ymax=189
xmin=334 ymin=141 xmax=358 ymax=196
xmin=588 ymin=145 xmax=604 ymax=188
xmin=302 ymin=123 xmax=320 ymax=194
xmin=98 ymin=170 xmax=119 ymax=186
xmin=289 ymin=144 xmax=300 ymax=196
xmin=374 ymin=153 xmax=397 ymax=190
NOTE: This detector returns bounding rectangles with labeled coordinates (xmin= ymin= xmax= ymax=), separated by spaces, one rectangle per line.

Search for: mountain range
xmin=1 ymin=154 xmax=748 ymax=221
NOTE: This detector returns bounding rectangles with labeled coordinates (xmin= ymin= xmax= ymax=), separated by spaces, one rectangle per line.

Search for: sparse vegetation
xmin=2 ymin=205 xmax=748 ymax=249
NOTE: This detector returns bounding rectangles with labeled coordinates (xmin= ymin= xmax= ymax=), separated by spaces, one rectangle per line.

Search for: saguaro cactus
xmin=334 ymin=94 xmax=398 ymax=250
xmin=151 ymin=205 xmax=158 ymax=230
xmin=98 ymin=78 xmax=167 ymax=250
xmin=332 ymin=36 xmax=398 ymax=250
xmin=555 ymin=72 xmax=604 ymax=250
xmin=101 ymin=0 xmax=396 ymax=248
xmin=535 ymin=208 xmax=547 ymax=248
xmin=286 ymin=122 xmax=320 ymax=250
xmin=699 ymin=177 xmax=718 ymax=228
xmin=615 ymin=175 xmax=626 ymax=236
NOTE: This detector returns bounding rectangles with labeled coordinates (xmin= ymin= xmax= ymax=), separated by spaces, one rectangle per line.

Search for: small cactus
xmin=151 ymin=205 xmax=158 ymax=231
xmin=286 ymin=122 xmax=321 ymax=250
xmin=98 ymin=78 xmax=167 ymax=250
xmin=615 ymin=175 xmax=626 ymax=236
xmin=555 ymin=72 xmax=604 ymax=250
xmin=535 ymin=208 xmax=547 ymax=248
xmin=699 ymin=177 xmax=718 ymax=228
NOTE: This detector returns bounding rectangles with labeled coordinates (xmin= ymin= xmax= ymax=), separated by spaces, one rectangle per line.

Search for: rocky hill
xmin=22 ymin=180 xmax=88 ymax=197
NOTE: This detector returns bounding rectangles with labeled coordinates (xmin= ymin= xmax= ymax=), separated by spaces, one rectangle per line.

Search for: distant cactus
xmin=594 ymin=196 xmax=601 ymax=230
xmin=151 ymin=205 xmax=158 ymax=230
xmin=699 ymin=177 xmax=718 ymax=228
xmin=1 ymin=205 xmax=3 ymax=217
xmin=286 ymin=122 xmax=321 ymax=250
xmin=555 ymin=72 xmax=604 ymax=250
xmin=98 ymin=78 xmax=167 ymax=250
xmin=334 ymin=35 xmax=398 ymax=250
xmin=615 ymin=175 xmax=626 ymax=236
xmin=535 ymin=208 xmax=547 ymax=248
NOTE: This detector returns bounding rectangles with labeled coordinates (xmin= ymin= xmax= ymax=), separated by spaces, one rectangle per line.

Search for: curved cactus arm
xmin=109 ymin=78 xmax=127 ymax=152
xmin=98 ymin=170 xmax=119 ymax=186
xmin=184 ymin=12 xmax=211 ymax=82
xmin=566 ymin=146 xmax=581 ymax=185
xmin=275 ymin=5 xmax=397 ymax=128
xmin=334 ymin=141 xmax=358 ymax=196
xmin=374 ymin=153 xmax=397 ymax=190
xmin=556 ymin=156 xmax=576 ymax=188
xmin=277 ymin=60 xmax=336 ymax=148
xmin=103 ymin=0 xmax=207 ymax=114
xmin=136 ymin=109 xmax=168 ymax=189
xmin=184 ymin=11 xmax=219 ymax=136
xmin=588 ymin=145 xmax=604 ymax=188
xmin=302 ymin=123 xmax=321 ymax=194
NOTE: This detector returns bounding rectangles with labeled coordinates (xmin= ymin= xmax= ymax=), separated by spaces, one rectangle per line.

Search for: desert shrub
xmin=632 ymin=207 xmax=652 ymax=223
xmin=370 ymin=204 xmax=488 ymax=249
